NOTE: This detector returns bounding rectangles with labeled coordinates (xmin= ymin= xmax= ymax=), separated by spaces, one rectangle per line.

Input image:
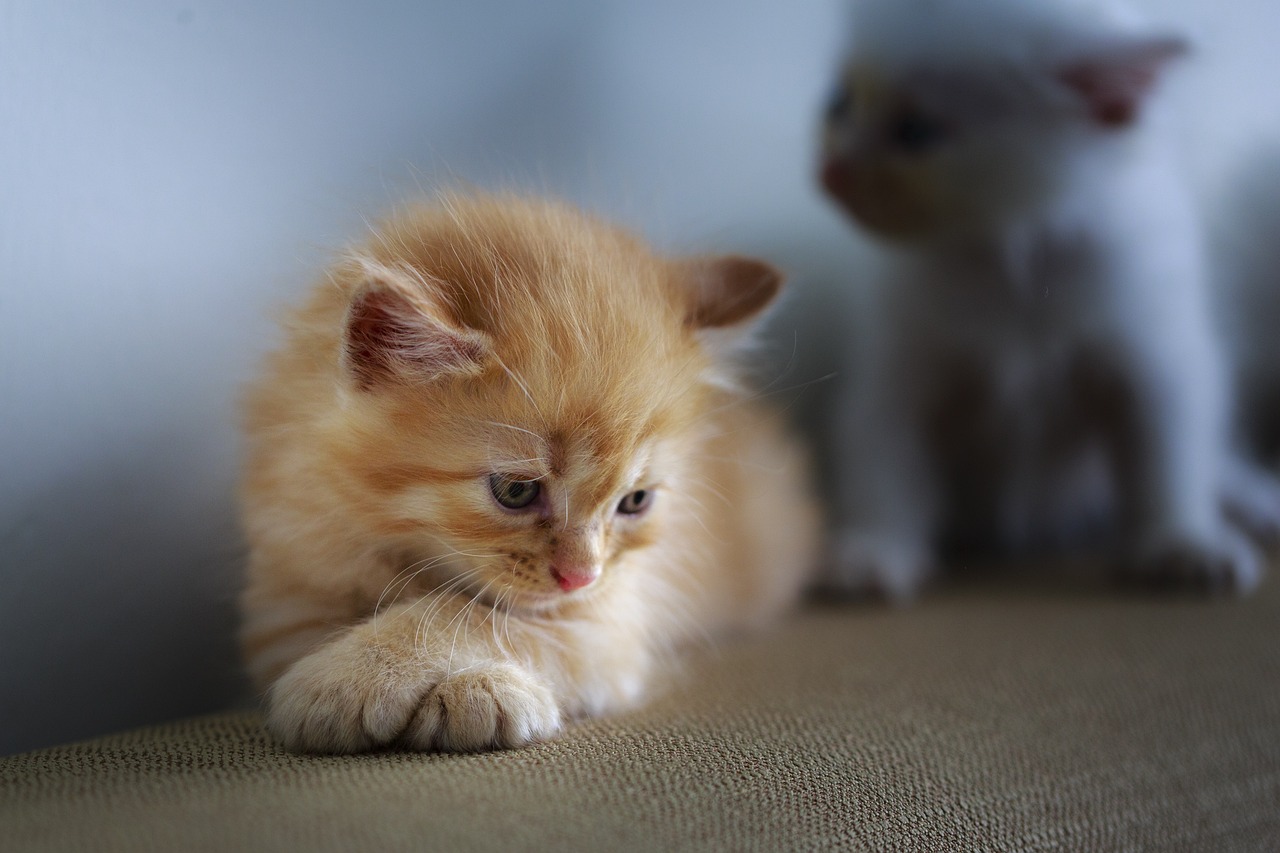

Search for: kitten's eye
xmin=889 ymin=111 xmax=949 ymax=154
xmin=489 ymin=474 xmax=541 ymax=510
xmin=825 ymin=86 xmax=854 ymax=123
xmin=617 ymin=489 xmax=653 ymax=516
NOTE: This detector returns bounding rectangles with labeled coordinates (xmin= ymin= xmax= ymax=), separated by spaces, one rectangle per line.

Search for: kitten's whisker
xmin=689 ymin=372 xmax=839 ymax=428
xmin=445 ymin=577 xmax=499 ymax=674
xmin=485 ymin=420 xmax=548 ymax=445
xmin=409 ymin=569 xmax=488 ymax=654
xmin=374 ymin=552 xmax=469 ymax=619
xmin=492 ymin=356 xmax=543 ymax=418
xmin=374 ymin=561 xmax=477 ymax=642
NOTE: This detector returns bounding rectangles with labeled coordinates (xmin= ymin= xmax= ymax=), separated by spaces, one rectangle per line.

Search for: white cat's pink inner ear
xmin=682 ymin=255 xmax=784 ymax=330
xmin=1057 ymin=36 xmax=1188 ymax=128
xmin=343 ymin=281 xmax=490 ymax=389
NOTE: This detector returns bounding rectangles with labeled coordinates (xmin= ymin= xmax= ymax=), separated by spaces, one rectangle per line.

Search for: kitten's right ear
xmin=1056 ymin=35 xmax=1189 ymax=128
xmin=680 ymin=255 xmax=784 ymax=333
xmin=341 ymin=258 xmax=490 ymax=390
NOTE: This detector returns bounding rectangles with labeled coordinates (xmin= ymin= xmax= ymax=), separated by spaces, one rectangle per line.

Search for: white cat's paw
xmin=1121 ymin=528 xmax=1264 ymax=596
xmin=267 ymin=639 xmax=560 ymax=754
xmin=403 ymin=663 xmax=561 ymax=753
xmin=825 ymin=530 xmax=935 ymax=603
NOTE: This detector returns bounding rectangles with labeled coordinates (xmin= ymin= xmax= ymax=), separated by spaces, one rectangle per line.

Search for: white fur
xmin=823 ymin=0 xmax=1280 ymax=598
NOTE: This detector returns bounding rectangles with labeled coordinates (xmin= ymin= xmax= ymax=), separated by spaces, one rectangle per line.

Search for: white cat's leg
xmin=828 ymin=380 xmax=939 ymax=602
xmin=1106 ymin=344 xmax=1264 ymax=594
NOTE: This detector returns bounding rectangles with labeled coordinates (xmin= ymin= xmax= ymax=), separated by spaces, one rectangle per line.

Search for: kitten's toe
xmin=405 ymin=663 xmax=561 ymax=752
xmin=266 ymin=645 xmax=412 ymax=754
xmin=823 ymin=530 xmax=934 ymax=603
xmin=1120 ymin=529 xmax=1264 ymax=596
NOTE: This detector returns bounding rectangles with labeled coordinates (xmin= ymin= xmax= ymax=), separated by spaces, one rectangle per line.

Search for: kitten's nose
xmin=550 ymin=564 xmax=598 ymax=592
xmin=820 ymin=158 xmax=851 ymax=194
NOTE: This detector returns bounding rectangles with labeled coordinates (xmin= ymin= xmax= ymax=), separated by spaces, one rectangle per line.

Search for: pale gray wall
xmin=2 ymin=0 xmax=1277 ymax=755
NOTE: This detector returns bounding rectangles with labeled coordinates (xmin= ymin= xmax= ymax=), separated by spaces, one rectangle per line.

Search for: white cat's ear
xmin=341 ymin=258 xmax=491 ymax=389
xmin=1056 ymin=35 xmax=1188 ymax=128
xmin=679 ymin=255 xmax=784 ymax=334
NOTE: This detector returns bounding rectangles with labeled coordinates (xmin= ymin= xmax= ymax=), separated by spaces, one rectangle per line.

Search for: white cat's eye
xmin=889 ymin=110 xmax=948 ymax=154
xmin=616 ymin=489 xmax=653 ymax=516
xmin=489 ymin=474 xmax=541 ymax=510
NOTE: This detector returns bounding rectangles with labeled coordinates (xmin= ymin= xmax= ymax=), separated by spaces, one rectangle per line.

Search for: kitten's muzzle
xmin=819 ymin=155 xmax=935 ymax=239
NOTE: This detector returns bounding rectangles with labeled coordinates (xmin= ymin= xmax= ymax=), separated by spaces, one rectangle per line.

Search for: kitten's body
xmin=820 ymin=0 xmax=1280 ymax=598
xmin=239 ymin=196 xmax=818 ymax=753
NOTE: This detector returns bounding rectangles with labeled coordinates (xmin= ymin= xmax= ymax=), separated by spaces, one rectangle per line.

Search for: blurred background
xmin=2 ymin=0 xmax=1278 ymax=756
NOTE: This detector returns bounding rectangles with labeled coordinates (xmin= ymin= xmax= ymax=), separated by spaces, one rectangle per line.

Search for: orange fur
xmin=238 ymin=194 xmax=820 ymax=753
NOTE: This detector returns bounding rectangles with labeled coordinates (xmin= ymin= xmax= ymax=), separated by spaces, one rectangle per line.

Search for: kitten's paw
xmin=1120 ymin=529 xmax=1264 ymax=596
xmin=824 ymin=530 xmax=935 ymax=603
xmin=403 ymin=663 xmax=561 ymax=753
xmin=266 ymin=641 xmax=407 ymax=754
xmin=266 ymin=637 xmax=560 ymax=754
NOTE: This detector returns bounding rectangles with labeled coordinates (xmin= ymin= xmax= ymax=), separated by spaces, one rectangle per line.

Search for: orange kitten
xmin=238 ymin=195 xmax=819 ymax=753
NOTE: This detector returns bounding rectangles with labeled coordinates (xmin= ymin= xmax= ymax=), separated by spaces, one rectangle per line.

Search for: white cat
xmin=818 ymin=0 xmax=1280 ymax=599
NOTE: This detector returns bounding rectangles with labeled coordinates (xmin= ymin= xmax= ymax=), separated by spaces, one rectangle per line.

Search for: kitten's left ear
xmin=678 ymin=255 xmax=784 ymax=335
xmin=1057 ymin=35 xmax=1189 ymax=128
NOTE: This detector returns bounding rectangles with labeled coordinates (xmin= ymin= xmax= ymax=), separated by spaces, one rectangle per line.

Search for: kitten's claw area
xmin=1120 ymin=529 xmax=1263 ymax=596
xmin=823 ymin=530 xmax=934 ymax=603
xmin=403 ymin=664 xmax=561 ymax=753
xmin=267 ymin=646 xmax=560 ymax=754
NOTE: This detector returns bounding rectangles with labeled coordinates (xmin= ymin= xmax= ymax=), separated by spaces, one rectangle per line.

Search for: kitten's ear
xmin=341 ymin=258 xmax=490 ymax=390
xmin=679 ymin=255 xmax=784 ymax=333
xmin=1056 ymin=35 xmax=1189 ymax=128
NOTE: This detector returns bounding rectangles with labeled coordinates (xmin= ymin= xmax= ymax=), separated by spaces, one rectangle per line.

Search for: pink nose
xmin=820 ymin=158 xmax=849 ymax=194
xmin=551 ymin=565 xmax=597 ymax=592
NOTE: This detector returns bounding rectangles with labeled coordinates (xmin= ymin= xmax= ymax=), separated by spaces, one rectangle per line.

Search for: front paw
xmin=267 ymin=640 xmax=560 ymax=754
xmin=1120 ymin=529 xmax=1264 ymax=596
xmin=824 ymin=529 xmax=935 ymax=603
xmin=402 ymin=664 xmax=561 ymax=753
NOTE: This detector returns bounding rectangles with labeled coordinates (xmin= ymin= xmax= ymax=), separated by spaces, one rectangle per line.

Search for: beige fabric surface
xmin=5 ymin=566 xmax=1280 ymax=852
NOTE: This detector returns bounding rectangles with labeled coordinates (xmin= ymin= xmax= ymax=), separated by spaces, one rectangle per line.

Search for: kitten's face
xmin=354 ymin=378 xmax=692 ymax=614
xmin=325 ymin=199 xmax=780 ymax=615
xmin=819 ymin=65 xmax=1066 ymax=241
xmin=818 ymin=2 xmax=1187 ymax=243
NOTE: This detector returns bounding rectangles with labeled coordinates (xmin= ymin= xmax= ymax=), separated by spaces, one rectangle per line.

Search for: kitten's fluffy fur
xmin=239 ymin=195 xmax=818 ymax=753
xmin=819 ymin=0 xmax=1280 ymax=599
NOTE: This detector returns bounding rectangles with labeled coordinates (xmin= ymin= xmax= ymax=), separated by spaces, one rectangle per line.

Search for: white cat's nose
xmin=820 ymin=158 xmax=852 ymax=195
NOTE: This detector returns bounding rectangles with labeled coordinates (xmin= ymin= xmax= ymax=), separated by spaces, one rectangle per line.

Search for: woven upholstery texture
xmin=5 ymin=570 xmax=1279 ymax=852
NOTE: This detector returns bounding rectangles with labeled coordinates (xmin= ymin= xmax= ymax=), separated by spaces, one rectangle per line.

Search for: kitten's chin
xmin=499 ymin=589 xmax=571 ymax=615
xmin=501 ymin=586 xmax=601 ymax=616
